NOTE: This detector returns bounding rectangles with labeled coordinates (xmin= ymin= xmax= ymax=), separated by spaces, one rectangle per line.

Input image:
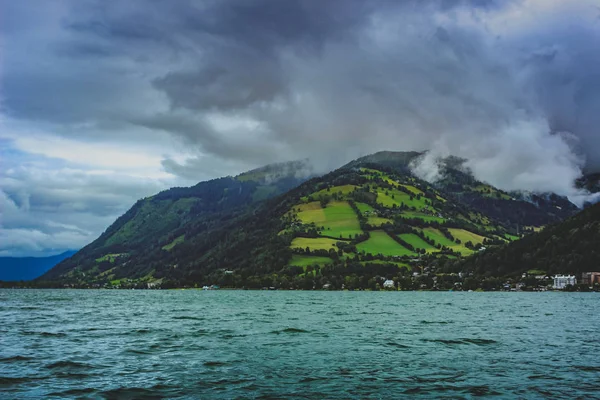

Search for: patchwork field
xmin=399 ymin=211 xmax=445 ymax=223
xmin=295 ymin=201 xmax=326 ymax=223
xmin=376 ymin=189 xmax=427 ymax=209
xmin=419 ymin=228 xmax=460 ymax=248
xmin=368 ymin=217 xmax=393 ymax=227
xmin=355 ymin=202 xmax=375 ymax=214
xmin=398 ymin=233 xmax=437 ymax=253
xmin=357 ymin=230 xmax=415 ymax=257
xmin=322 ymin=201 xmax=363 ymax=238
xmin=448 ymin=228 xmax=487 ymax=246
xmin=290 ymin=237 xmax=340 ymax=251
xmin=305 ymin=185 xmax=357 ymax=200
xmin=296 ymin=201 xmax=362 ymax=239
xmin=399 ymin=184 xmax=423 ymax=195
xmin=289 ymin=254 xmax=333 ymax=267
xmin=417 ymin=227 xmax=486 ymax=255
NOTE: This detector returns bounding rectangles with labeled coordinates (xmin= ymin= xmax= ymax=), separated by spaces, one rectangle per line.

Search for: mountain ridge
xmin=28 ymin=151 xmax=585 ymax=289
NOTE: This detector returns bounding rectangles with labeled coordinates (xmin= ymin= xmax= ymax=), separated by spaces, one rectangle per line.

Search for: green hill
xmin=456 ymin=201 xmax=600 ymax=279
xmin=32 ymin=152 xmax=582 ymax=290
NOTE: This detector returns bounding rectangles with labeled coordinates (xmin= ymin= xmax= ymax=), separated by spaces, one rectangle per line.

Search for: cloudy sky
xmin=1 ymin=0 xmax=599 ymax=257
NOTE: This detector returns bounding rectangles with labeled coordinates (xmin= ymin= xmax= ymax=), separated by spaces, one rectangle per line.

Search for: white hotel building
xmin=552 ymin=275 xmax=577 ymax=289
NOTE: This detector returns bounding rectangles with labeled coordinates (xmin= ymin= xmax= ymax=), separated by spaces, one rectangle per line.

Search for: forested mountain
xmin=458 ymin=201 xmax=600 ymax=278
xmin=31 ymin=152 xmax=583 ymax=290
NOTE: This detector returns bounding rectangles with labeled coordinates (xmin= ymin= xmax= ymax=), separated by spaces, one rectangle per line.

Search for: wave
xmin=0 ymin=355 xmax=33 ymax=362
xmin=172 ymin=315 xmax=204 ymax=321
xmin=44 ymin=360 xmax=95 ymax=370
xmin=203 ymin=361 xmax=229 ymax=367
xmin=0 ymin=376 xmax=47 ymax=385
xmin=422 ymin=338 xmax=497 ymax=346
xmin=270 ymin=327 xmax=310 ymax=334
xmin=420 ymin=320 xmax=452 ymax=324
xmin=21 ymin=330 xmax=67 ymax=337
xmin=384 ymin=341 xmax=410 ymax=349
xmin=574 ymin=365 xmax=600 ymax=372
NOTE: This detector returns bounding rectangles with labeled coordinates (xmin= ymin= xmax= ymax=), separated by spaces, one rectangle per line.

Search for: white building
xmin=553 ymin=275 xmax=576 ymax=289
xmin=383 ymin=280 xmax=395 ymax=289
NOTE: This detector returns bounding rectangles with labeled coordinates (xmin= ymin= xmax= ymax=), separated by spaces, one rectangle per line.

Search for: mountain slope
xmin=348 ymin=151 xmax=578 ymax=228
xmin=40 ymin=162 xmax=311 ymax=284
xmin=457 ymin=202 xmax=600 ymax=278
xmin=36 ymin=152 xmax=580 ymax=289
xmin=0 ymin=251 xmax=77 ymax=281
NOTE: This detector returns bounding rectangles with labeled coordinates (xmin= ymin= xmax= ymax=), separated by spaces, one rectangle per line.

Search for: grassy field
xmin=162 ymin=234 xmax=185 ymax=251
xmin=419 ymin=228 xmax=461 ymax=249
xmin=368 ymin=216 xmax=393 ymax=227
xmin=95 ymin=253 xmax=126 ymax=263
xmin=290 ymin=237 xmax=340 ymax=251
xmin=417 ymin=228 xmax=486 ymax=255
xmin=399 ymin=211 xmax=445 ymax=223
xmin=398 ymin=233 xmax=437 ymax=253
xmin=355 ymin=202 xmax=375 ymax=214
xmin=399 ymin=184 xmax=423 ymax=195
xmin=295 ymin=201 xmax=362 ymax=239
xmin=448 ymin=228 xmax=487 ymax=246
xmin=289 ymin=254 xmax=333 ymax=267
xmin=376 ymin=188 xmax=428 ymax=210
xmin=305 ymin=185 xmax=357 ymax=200
xmin=295 ymin=201 xmax=326 ymax=223
xmin=357 ymin=230 xmax=415 ymax=257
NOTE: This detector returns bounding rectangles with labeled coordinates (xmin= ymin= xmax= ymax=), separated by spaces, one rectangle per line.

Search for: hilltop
xmin=31 ymin=152 xmax=582 ymax=290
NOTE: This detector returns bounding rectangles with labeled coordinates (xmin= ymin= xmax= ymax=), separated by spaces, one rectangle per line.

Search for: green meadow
xmin=355 ymin=202 xmax=375 ymax=214
xmin=290 ymin=237 xmax=340 ymax=251
xmin=289 ymin=254 xmax=333 ymax=267
xmin=398 ymin=233 xmax=437 ymax=253
xmin=368 ymin=216 xmax=393 ymax=227
xmin=297 ymin=201 xmax=362 ymax=239
xmin=357 ymin=230 xmax=415 ymax=257
xmin=399 ymin=211 xmax=445 ymax=223
xmin=419 ymin=228 xmax=460 ymax=248
xmin=448 ymin=228 xmax=487 ymax=246
xmin=376 ymin=189 xmax=427 ymax=209
xmin=305 ymin=184 xmax=357 ymax=200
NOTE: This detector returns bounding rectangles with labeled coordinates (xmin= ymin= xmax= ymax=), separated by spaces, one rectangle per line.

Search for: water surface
xmin=1 ymin=290 xmax=599 ymax=398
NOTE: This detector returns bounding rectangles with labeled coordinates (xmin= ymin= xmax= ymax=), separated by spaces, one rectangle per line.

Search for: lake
xmin=1 ymin=290 xmax=599 ymax=399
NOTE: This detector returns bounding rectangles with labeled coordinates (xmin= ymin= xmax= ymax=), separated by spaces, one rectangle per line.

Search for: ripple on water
xmin=422 ymin=338 xmax=498 ymax=346
xmin=270 ymin=327 xmax=310 ymax=334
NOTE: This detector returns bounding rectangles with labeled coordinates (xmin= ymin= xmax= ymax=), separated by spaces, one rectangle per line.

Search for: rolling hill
xmin=30 ymin=152 xmax=583 ymax=290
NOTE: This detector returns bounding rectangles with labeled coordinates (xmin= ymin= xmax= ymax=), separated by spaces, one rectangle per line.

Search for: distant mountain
xmin=457 ymin=201 xmax=600 ymax=278
xmin=0 ymin=251 xmax=77 ymax=281
xmin=34 ymin=152 xmax=581 ymax=289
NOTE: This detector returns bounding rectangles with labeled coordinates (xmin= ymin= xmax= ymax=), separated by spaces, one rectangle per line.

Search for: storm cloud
xmin=1 ymin=0 xmax=600 ymax=256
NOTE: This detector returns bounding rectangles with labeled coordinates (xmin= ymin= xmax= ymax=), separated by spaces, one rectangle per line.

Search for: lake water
xmin=1 ymin=290 xmax=599 ymax=399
